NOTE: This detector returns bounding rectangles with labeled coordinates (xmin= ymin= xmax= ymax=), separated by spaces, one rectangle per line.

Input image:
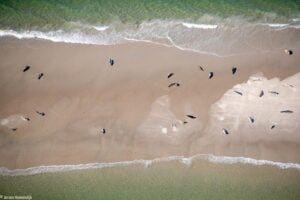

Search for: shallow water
xmin=1 ymin=0 xmax=299 ymax=27
xmin=0 ymin=1 xmax=299 ymax=56
xmin=0 ymin=159 xmax=299 ymax=200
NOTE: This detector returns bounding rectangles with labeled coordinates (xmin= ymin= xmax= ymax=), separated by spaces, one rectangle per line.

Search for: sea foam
xmin=181 ymin=22 xmax=218 ymax=29
xmin=0 ymin=30 xmax=99 ymax=44
xmin=0 ymin=18 xmax=299 ymax=57
xmin=266 ymin=23 xmax=289 ymax=28
xmin=261 ymin=23 xmax=300 ymax=29
xmin=0 ymin=154 xmax=299 ymax=176
xmin=92 ymin=26 xmax=109 ymax=31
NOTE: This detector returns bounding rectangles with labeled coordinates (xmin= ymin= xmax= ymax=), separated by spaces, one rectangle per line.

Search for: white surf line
xmin=1 ymin=154 xmax=299 ymax=176
xmin=92 ymin=25 xmax=109 ymax=31
xmin=165 ymin=35 xmax=261 ymax=58
xmin=259 ymin=23 xmax=300 ymax=29
xmin=123 ymin=37 xmax=224 ymax=58
xmin=0 ymin=29 xmax=264 ymax=58
xmin=0 ymin=29 xmax=245 ymax=58
xmin=165 ymin=35 xmax=224 ymax=58
xmin=181 ymin=22 xmax=218 ymax=29
xmin=0 ymin=29 xmax=88 ymax=44
xmin=265 ymin=23 xmax=289 ymax=28
xmin=123 ymin=37 xmax=174 ymax=48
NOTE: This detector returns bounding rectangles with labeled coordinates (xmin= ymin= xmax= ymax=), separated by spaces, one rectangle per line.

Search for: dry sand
xmin=0 ymin=37 xmax=299 ymax=169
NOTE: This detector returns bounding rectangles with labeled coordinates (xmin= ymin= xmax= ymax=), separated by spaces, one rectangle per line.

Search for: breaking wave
xmin=0 ymin=18 xmax=299 ymax=56
xmin=1 ymin=154 xmax=299 ymax=176
xmin=0 ymin=29 xmax=120 ymax=45
xmin=181 ymin=22 xmax=218 ymax=29
xmin=92 ymin=26 xmax=109 ymax=31
xmin=260 ymin=23 xmax=300 ymax=29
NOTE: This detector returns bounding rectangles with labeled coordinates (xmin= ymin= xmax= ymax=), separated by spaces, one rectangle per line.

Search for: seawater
xmin=0 ymin=0 xmax=300 ymax=56
xmin=1 ymin=154 xmax=300 ymax=176
xmin=0 ymin=158 xmax=299 ymax=200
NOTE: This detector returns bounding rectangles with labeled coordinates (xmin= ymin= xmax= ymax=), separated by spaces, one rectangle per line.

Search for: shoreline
xmin=1 ymin=153 xmax=300 ymax=176
xmin=0 ymin=34 xmax=276 ymax=58
xmin=0 ymin=37 xmax=300 ymax=169
xmin=1 ymin=14 xmax=300 ymax=57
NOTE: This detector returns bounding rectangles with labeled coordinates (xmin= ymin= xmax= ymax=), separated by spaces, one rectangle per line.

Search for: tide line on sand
xmin=0 ymin=154 xmax=299 ymax=176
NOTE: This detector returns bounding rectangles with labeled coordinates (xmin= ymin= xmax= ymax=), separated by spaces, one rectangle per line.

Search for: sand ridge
xmin=0 ymin=38 xmax=300 ymax=169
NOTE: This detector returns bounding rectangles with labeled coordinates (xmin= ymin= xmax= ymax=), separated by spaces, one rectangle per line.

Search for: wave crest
xmin=1 ymin=154 xmax=299 ymax=176
xmin=0 ymin=18 xmax=299 ymax=57
xmin=182 ymin=22 xmax=218 ymax=29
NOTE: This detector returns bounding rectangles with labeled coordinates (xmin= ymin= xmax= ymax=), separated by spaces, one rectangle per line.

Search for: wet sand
xmin=0 ymin=37 xmax=300 ymax=169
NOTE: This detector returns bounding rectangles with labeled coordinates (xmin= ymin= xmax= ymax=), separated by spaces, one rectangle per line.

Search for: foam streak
xmin=0 ymin=154 xmax=299 ymax=176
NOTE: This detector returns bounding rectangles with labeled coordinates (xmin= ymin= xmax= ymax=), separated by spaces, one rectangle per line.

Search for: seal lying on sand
xmin=36 ymin=111 xmax=45 ymax=116
xmin=284 ymin=49 xmax=293 ymax=55
xmin=259 ymin=90 xmax=264 ymax=97
xmin=38 ymin=73 xmax=44 ymax=80
xmin=280 ymin=110 xmax=293 ymax=113
xmin=23 ymin=65 xmax=30 ymax=72
xmin=232 ymin=67 xmax=237 ymax=75
xmin=271 ymin=125 xmax=276 ymax=129
xmin=168 ymin=82 xmax=180 ymax=88
xmin=109 ymin=58 xmax=114 ymax=66
xmin=186 ymin=115 xmax=196 ymax=119
xmin=167 ymin=73 xmax=174 ymax=79
xmin=249 ymin=116 xmax=255 ymax=123
xmin=234 ymin=91 xmax=243 ymax=96
xmin=222 ymin=128 xmax=229 ymax=135
xmin=269 ymin=91 xmax=279 ymax=95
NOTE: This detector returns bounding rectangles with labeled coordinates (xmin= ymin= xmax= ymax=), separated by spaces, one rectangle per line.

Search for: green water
xmin=0 ymin=0 xmax=299 ymax=30
xmin=1 ymin=161 xmax=300 ymax=200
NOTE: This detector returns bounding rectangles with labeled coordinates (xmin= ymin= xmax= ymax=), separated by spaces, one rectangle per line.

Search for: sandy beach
xmin=0 ymin=37 xmax=299 ymax=169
